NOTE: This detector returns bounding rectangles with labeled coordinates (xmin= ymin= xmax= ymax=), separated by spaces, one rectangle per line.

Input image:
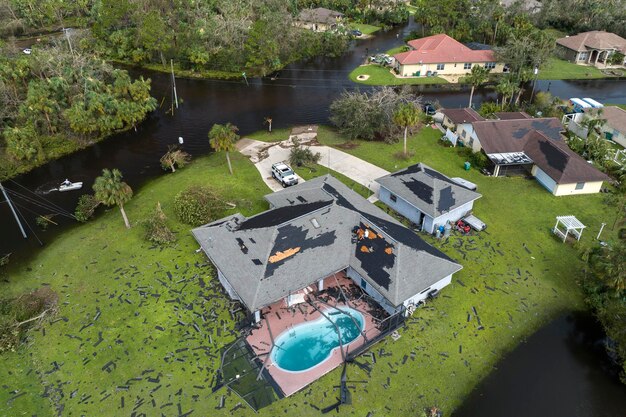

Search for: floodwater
xmin=453 ymin=313 xmax=626 ymax=417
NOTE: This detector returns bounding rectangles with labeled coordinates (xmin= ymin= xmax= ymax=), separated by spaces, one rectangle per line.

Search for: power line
xmin=3 ymin=188 xmax=76 ymax=220
xmin=7 ymin=180 xmax=76 ymax=218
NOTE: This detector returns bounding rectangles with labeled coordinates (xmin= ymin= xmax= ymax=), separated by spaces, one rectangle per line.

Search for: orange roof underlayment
xmin=394 ymin=34 xmax=496 ymax=65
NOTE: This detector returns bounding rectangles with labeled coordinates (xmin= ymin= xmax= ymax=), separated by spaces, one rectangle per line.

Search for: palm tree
xmin=209 ymin=123 xmax=239 ymax=175
xmin=393 ymin=103 xmax=421 ymax=156
xmin=496 ymin=75 xmax=516 ymax=110
xmin=93 ymin=168 xmax=133 ymax=229
xmin=466 ymin=65 xmax=490 ymax=108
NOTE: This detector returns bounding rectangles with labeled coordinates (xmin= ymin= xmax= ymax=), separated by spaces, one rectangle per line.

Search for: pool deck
xmin=246 ymin=272 xmax=384 ymax=396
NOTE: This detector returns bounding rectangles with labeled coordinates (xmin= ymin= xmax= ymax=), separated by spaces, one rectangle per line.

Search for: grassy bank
xmin=348 ymin=22 xmax=381 ymax=35
xmin=0 ymin=127 xmax=617 ymax=416
xmin=350 ymin=64 xmax=448 ymax=85
xmin=538 ymin=57 xmax=608 ymax=80
xmin=385 ymin=45 xmax=409 ymax=56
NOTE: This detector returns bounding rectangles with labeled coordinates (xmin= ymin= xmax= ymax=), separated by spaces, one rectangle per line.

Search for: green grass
xmin=0 ymin=127 xmax=620 ymax=416
xmin=538 ymin=57 xmax=607 ymax=80
xmin=607 ymin=103 xmax=626 ymax=111
xmin=348 ymin=22 xmax=381 ymax=35
xmin=385 ymin=45 xmax=409 ymax=56
xmin=350 ymin=64 xmax=448 ymax=85
xmin=245 ymin=128 xmax=291 ymax=143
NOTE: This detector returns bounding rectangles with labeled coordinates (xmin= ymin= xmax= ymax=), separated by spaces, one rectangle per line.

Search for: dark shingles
xmin=437 ymin=186 xmax=455 ymax=213
xmin=237 ymin=201 xmax=332 ymax=230
xmin=354 ymin=222 xmax=395 ymax=290
xmin=401 ymin=179 xmax=433 ymax=204
xmin=539 ymin=140 xmax=568 ymax=173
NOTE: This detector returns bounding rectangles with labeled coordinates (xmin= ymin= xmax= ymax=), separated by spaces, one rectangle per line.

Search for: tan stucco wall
xmin=553 ymin=181 xmax=604 ymax=196
xmin=397 ymin=62 xmax=505 ymax=77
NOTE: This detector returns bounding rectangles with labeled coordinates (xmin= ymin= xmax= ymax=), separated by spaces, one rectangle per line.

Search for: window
xmin=484 ymin=62 xmax=496 ymax=69
xmin=390 ymin=193 xmax=397 ymax=202
xmin=578 ymin=52 xmax=589 ymax=61
xmin=575 ymin=182 xmax=585 ymax=190
xmin=436 ymin=63 xmax=445 ymax=71
xmin=464 ymin=63 xmax=472 ymax=70
xmin=461 ymin=130 xmax=467 ymax=138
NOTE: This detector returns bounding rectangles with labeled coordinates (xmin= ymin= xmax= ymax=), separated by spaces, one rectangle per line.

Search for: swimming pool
xmin=271 ymin=307 xmax=364 ymax=372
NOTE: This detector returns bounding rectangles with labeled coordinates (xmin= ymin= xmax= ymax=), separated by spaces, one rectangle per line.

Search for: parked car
xmin=271 ymin=162 xmax=298 ymax=187
xmin=370 ymin=54 xmax=393 ymax=65
xmin=423 ymin=103 xmax=436 ymax=115
xmin=22 ymin=48 xmax=32 ymax=55
xmin=350 ymin=29 xmax=362 ymax=37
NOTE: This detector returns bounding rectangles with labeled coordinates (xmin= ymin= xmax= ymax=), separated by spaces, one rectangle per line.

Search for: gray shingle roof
xmin=192 ymin=175 xmax=462 ymax=312
xmin=375 ymin=163 xmax=482 ymax=217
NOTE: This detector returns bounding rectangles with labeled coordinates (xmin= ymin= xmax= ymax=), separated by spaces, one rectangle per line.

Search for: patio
xmin=246 ymin=271 xmax=388 ymax=396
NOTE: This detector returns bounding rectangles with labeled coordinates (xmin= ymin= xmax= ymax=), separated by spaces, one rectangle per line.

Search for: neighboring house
xmin=556 ymin=31 xmax=626 ymax=67
xmin=595 ymin=106 xmax=626 ymax=147
xmin=470 ymin=118 xmax=609 ymax=195
xmin=295 ymin=7 xmax=344 ymax=32
xmin=440 ymin=108 xmax=484 ymax=146
xmin=192 ymin=175 xmax=462 ymax=321
xmin=393 ymin=34 xmax=506 ymax=77
xmin=376 ymin=163 xmax=482 ymax=233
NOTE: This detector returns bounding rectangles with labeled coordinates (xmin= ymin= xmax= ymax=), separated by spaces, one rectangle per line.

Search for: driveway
xmin=237 ymin=135 xmax=389 ymax=199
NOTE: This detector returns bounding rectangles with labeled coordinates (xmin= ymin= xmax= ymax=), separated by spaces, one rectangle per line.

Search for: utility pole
xmin=597 ymin=222 xmax=606 ymax=240
xmin=62 ymin=27 xmax=74 ymax=56
xmin=0 ymin=182 xmax=27 ymax=239
xmin=170 ymin=59 xmax=179 ymax=110
xmin=530 ymin=66 xmax=539 ymax=103
xmin=242 ymin=72 xmax=249 ymax=86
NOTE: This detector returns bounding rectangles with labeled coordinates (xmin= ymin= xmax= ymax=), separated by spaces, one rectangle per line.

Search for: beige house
xmin=295 ymin=8 xmax=344 ymax=32
xmin=556 ymin=31 xmax=626 ymax=67
xmin=393 ymin=34 xmax=506 ymax=77
xmin=596 ymin=106 xmax=626 ymax=147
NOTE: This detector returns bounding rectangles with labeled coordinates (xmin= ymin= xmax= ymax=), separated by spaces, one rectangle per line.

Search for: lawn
xmin=350 ymin=64 xmax=448 ymax=85
xmin=385 ymin=45 xmax=409 ymax=56
xmin=246 ymin=127 xmax=291 ymax=143
xmin=348 ymin=22 xmax=381 ymax=35
xmin=538 ymin=57 xmax=607 ymax=80
xmin=0 ymin=127 xmax=619 ymax=416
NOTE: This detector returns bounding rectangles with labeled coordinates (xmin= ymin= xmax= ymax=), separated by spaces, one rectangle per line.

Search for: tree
xmin=466 ymin=65 xmax=490 ymax=108
xmin=208 ymin=123 xmax=239 ymax=175
xmin=264 ymin=117 xmax=272 ymax=132
xmin=496 ymin=75 xmax=516 ymax=109
xmin=393 ymin=103 xmax=421 ymax=156
xmin=93 ymin=168 xmax=133 ymax=229
xmin=591 ymin=240 xmax=626 ymax=295
xmin=160 ymin=146 xmax=191 ymax=173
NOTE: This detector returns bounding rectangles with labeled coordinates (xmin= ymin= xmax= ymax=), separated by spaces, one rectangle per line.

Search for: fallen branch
xmin=15 ymin=309 xmax=50 ymax=327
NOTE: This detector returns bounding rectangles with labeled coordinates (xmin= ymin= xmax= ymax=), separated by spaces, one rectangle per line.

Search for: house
xmin=393 ymin=34 xmax=506 ymax=77
xmin=376 ymin=163 xmax=482 ymax=233
xmin=440 ymin=108 xmax=484 ymax=146
xmin=192 ymin=175 xmax=462 ymax=322
xmin=594 ymin=106 xmax=626 ymax=147
xmin=295 ymin=7 xmax=344 ymax=32
xmin=494 ymin=111 xmax=531 ymax=120
xmin=469 ymin=118 xmax=609 ymax=195
xmin=556 ymin=31 xmax=626 ymax=67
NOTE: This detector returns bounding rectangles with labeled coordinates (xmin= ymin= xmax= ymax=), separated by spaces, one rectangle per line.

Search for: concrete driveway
xmin=237 ymin=135 xmax=389 ymax=198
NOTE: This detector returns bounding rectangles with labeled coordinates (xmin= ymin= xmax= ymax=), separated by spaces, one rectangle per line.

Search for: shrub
xmin=174 ymin=185 xmax=223 ymax=226
xmin=289 ymin=139 xmax=321 ymax=167
xmin=75 ymin=194 xmax=100 ymax=222
xmin=143 ymin=203 xmax=176 ymax=245
xmin=458 ymin=147 xmax=489 ymax=169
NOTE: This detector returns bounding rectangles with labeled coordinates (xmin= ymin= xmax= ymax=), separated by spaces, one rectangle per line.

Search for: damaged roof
xmin=192 ymin=175 xmax=462 ymax=312
xmin=375 ymin=163 xmax=482 ymax=218
xmin=471 ymin=117 xmax=564 ymax=154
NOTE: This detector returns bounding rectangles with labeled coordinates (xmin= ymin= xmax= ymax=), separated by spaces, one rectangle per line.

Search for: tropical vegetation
xmin=92 ymin=168 xmax=134 ymax=229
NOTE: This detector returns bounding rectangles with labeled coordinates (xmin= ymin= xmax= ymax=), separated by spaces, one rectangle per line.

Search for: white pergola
xmin=553 ymin=215 xmax=586 ymax=242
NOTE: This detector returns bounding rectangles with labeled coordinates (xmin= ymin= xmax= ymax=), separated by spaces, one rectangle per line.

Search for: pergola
xmin=553 ymin=215 xmax=585 ymax=242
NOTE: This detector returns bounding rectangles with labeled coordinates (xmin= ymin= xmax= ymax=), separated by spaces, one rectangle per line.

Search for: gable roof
xmin=599 ymin=106 xmax=626 ymax=133
xmin=375 ymin=163 xmax=482 ymax=218
xmin=394 ymin=34 xmax=497 ymax=65
xmin=523 ymin=131 xmax=610 ymax=183
xmin=297 ymin=7 xmax=343 ymax=24
xmin=441 ymin=108 xmax=485 ymax=124
xmin=471 ymin=118 xmax=564 ymax=154
xmin=556 ymin=31 xmax=626 ymax=53
xmin=192 ymin=175 xmax=462 ymax=312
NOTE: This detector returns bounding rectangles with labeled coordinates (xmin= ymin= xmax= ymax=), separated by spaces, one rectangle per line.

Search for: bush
xmin=75 ymin=194 xmax=100 ymax=222
xmin=289 ymin=139 xmax=321 ymax=167
xmin=457 ymin=147 xmax=489 ymax=169
xmin=143 ymin=203 xmax=176 ymax=245
xmin=174 ymin=186 xmax=223 ymax=227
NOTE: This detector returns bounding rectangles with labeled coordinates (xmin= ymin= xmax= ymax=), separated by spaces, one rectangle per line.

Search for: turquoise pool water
xmin=271 ymin=308 xmax=365 ymax=372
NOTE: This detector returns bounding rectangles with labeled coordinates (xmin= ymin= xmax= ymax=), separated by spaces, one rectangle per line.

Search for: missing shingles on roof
xmin=539 ymin=140 xmax=568 ymax=173
xmin=238 ymin=200 xmax=332 ymax=230
xmin=297 ymin=196 xmax=308 ymax=203
xmin=252 ymin=258 xmax=263 ymax=265
xmin=402 ymin=178 xmax=434 ymax=204
xmin=437 ymin=186 xmax=456 ymax=213
xmin=354 ymin=222 xmax=395 ymax=290
xmin=235 ymin=238 xmax=248 ymax=254
xmin=531 ymin=120 xmax=563 ymax=140
xmin=512 ymin=127 xmax=530 ymax=139
xmin=249 ymin=238 xmax=256 ymax=244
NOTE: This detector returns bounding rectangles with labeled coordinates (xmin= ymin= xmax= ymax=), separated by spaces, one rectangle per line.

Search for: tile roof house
xmin=376 ymin=163 xmax=482 ymax=233
xmin=192 ymin=175 xmax=462 ymax=318
xmin=393 ymin=34 xmax=506 ymax=77
xmin=556 ymin=31 xmax=626 ymax=67
xmin=467 ymin=118 xmax=609 ymax=195
xmin=295 ymin=7 xmax=344 ymax=32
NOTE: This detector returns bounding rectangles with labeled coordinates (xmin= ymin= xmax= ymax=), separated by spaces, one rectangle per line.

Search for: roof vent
xmin=311 ymin=218 xmax=320 ymax=228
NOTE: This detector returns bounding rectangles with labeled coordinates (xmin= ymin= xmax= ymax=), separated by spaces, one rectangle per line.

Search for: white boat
xmin=58 ymin=180 xmax=83 ymax=192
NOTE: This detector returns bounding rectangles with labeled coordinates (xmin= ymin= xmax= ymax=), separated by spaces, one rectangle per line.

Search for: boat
xmin=58 ymin=180 xmax=83 ymax=192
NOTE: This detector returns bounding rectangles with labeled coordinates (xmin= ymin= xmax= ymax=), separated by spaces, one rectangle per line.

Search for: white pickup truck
xmin=271 ymin=162 xmax=299 ymax=187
